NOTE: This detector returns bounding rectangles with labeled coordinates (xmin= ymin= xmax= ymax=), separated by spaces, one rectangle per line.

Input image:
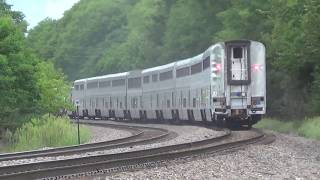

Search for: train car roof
xmin=91 ymin=72 xmax=129 ymax=81
xmin=75 ymin=72 xmax=129 ymax=83
xmin=188 ymin=53 xmax=203 ymax=64
xmin=175 ymin=53 xmax=202 ymax=67
xmin=142 ymin=62 xmax=176 ymax=74
xmin=128 ymin=70 xmax=142 ymax=76
xmin=175 ymin=58 xmax=191 ymax=68
xmin=74 ymin=78 xmax=86 ymax=84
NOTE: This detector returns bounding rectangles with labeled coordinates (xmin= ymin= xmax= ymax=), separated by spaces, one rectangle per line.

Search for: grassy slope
xmin=254 ymin=117 xmax=320 ymax=140
xmin=2 ymin=116 xmax=91 ymax=152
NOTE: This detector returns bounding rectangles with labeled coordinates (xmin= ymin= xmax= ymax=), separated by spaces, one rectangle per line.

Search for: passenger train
xmin=71 ymin=40 xmax=266 ymax=127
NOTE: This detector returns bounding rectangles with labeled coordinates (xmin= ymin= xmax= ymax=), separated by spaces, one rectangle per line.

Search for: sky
xmin=7 ymin=0 xmax=80 ymax=29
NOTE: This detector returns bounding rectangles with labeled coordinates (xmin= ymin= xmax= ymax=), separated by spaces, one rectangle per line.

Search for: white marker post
xmin=75 ymin=100 xmax=80 ymax=145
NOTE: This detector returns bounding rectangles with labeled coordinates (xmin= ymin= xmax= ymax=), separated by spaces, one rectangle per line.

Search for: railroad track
xmin=0 ymin=122 xmax=173 ymax=162
xmin=0 ymin=122 xmax=274 ymax=180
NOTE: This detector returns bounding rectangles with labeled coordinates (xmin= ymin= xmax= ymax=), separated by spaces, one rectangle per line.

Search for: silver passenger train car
xmin=71 ymin=40 xmax=266 ymax=127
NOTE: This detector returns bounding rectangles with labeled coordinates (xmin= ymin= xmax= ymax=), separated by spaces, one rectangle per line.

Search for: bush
xmin=298 ymin=117 xmax=320 ymax=140
xmin=7 ymin=115 xmax=91 ymax=152
xmin=254 ymin=118 xmax=297 ymax=134
xmin=255 ymin=117 xmax=320 ymax=140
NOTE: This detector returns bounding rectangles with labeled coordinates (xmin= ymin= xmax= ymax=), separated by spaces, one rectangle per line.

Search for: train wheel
xmin=216 ymin=115 xmax=226 ymax=127
xmin=171 ymin=110 xmax=176 ymax=124
xmin=160 ymin=110 xmax=164 ymax=123
xmin=211 ymin=113 xmax=217 ymax=126
xmin=175 ymin=110 xmax=180 ymax=124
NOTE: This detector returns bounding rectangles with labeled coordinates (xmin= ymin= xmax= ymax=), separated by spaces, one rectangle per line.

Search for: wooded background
xmin=1 ymin=0 xmax=320 ymax=126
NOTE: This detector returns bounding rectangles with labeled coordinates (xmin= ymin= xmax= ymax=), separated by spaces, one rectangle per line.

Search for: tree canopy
xmin=0 ymin=0 xmax=71 ymax=127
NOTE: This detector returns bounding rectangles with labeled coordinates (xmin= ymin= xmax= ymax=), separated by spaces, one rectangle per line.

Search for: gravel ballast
xmin=0 ymin=121 xmax=225 ymax=167
xmin=86 ymin=125 xmax=132 ymax=144
xmin=98 ymin=131 xmax=320 ymax=180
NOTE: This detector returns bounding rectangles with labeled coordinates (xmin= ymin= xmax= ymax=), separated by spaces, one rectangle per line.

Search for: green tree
xmin=35 ymin=61 xmax=72 ymax=114
xmin=1 ymin=1 xmax=72 ymax=127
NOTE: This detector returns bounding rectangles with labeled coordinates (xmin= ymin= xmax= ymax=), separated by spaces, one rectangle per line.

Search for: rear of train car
xmin=209 ymin=40 xmax=266 ymax=126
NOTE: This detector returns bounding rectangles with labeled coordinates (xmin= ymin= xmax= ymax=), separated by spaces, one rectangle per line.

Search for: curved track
xmin=0 ymin=123 xmax=275 ymax=180
xmin=0 ymin=122 xmax=173 ymax=164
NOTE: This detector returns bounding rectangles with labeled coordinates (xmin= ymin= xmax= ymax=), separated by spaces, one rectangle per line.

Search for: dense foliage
xmin=0 ymin=0 xmax=71 ymax=128
xmin=26 ymin=0 xmax=320 ymax=119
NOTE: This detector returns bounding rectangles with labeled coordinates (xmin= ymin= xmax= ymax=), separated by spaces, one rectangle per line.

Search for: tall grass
xmin=255 ymin=117 xmax=320 ymax=140
xmin=5 ymin=115 xmax=91 ymax=152
xmin=297 ymin=117 xmax=320 ymax=140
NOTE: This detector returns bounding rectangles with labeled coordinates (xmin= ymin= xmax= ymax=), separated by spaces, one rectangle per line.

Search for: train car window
xmin=75 ymin=85 xmax=79 ymax=91
xmin=180 ymin=91 xmax=183 ymax=107
xmin=172 ymin=92 xmax=174 ymax=107
xmin=233 ymin=47 xmax=243 ymax=58
xmin=143 ymin=76 xmax=150 ymax=84
xmin=150 ymin=95 xmax=153 ymax=108
xmin=112 ymin=79 xmax=125 ymax=87
xmin=99 ymin=81 xmax=110 ymax=88
xmin=203 ymin=56 xmax=210 ymax=70
xmin=87 ymin=82 xmax=98 ymax=89
xmin=157 ymin=94 xmax=159 ymax=108
xmin=176 ymin=67 xmax=190 ymax=78
xmin=188 ymin=90 xmax=191 ymax=107
xmin=117 ymin=98 xmax=119 ymax=109
xmin=131 ymin=98 xmax=138 ymax=109
xmin=135 ymin=98 xmax=137 ymax=108
xmin=183 ymin=98 xmax=187 ymax=108
xmin=80 ymin=84 xmax=84 ymax=90
xmin=96 ymin=98 xmax=99 ymax=107
xmin=191 ymin=63 xmax=202 ymax=75
xmin=128 ymin=77 xmax=142 ymax=89
xmin=152 ymin=74 xmax=158 ymax=82
xmin=159 ymin=70 xmax=173 ymax=81
xmin=140 ymin=96 xmax=143 ymax=108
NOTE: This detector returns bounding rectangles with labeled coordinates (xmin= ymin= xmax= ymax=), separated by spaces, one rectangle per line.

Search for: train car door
xmin=226 ymin=40 xmax=251 ymax=112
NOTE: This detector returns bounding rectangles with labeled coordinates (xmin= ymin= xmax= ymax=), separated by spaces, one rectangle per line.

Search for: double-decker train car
xmin=71 ymin=40 xmax=266 ymax=127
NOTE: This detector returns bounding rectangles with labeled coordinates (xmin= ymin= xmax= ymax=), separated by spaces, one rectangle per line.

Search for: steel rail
xmin=0 ymin=128 xmax=233 ymax=179
xmin=0 ymin=123 xmax=171 ymax=162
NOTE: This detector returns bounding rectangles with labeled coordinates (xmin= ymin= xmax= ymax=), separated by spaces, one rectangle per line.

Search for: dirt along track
xmin=0 ymin=119 xmax=274 ymax=180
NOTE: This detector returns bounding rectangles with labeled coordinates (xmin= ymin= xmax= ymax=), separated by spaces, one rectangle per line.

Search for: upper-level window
xmin=80 ymin=84 xmax=84 ymax=90
xmin=203 ymin=56 xmax=210 ymax=70
xmin=75 ymin=85 xmax=79 ymax=91
xmin=87 ymin=82 xmax=98 ymax=89
xmin=191 ymin=63 xmax=202 ymax=75
xmin=112 ymin=79 xmax=125 ymax=87
xmin=99 ymin=81 xmax=111 ymax=88
xmin=176 ymin=67 xmax=190 ymax=78
xmin=152 ymin=74 xmax=158 ymax=82
xmin=159 ymin=70 xmax=173 ymax=81
xmin=233 ymin=47 xmax=243 ymax=58
xmin=143 ymin=76 xmax=150 ymax=84
xmin=128 ymin=77 xmax=142 ymax=89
